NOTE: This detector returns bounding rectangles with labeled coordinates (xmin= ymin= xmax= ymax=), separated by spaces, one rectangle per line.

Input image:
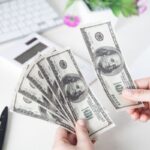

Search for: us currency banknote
xmin=13 ymin=92 xmax=75 ymax=133
xmin=36 ymin=55 xmax=75 ymax=124
xmin=47 ymin=50 xmax=114 ymax=137
xmin=17 ymin=76 xmax=69 ymax=122
xmin=80 ymin=22 xmax=143 ymax=110
xmin=25 ymin=62 xmax=71 ymax=122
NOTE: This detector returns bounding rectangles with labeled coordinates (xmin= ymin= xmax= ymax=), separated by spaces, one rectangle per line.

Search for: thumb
xmin=75 ymin=120 xmax=92 ymax=147
xmin=122 ymin=89 xmax=150 ymax=102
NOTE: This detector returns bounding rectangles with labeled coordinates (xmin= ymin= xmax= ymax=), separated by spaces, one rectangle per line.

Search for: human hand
xmin=122 ymin=77 xmax=150 ymax=122
xmin=53 ymin=120 xmax=95 ymax=150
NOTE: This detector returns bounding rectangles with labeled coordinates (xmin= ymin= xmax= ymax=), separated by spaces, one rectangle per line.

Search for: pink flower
xmin=136 ymin=0 xmax=148 ymax=14
xmin=138 ymin=5 xmax=147 ymax=14
xmin=64 ymin=15 xmax=80 ymax=27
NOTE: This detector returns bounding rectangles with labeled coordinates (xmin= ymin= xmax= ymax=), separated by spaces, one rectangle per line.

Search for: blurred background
xmin=0 ymin=0 xmax=150 ymax=150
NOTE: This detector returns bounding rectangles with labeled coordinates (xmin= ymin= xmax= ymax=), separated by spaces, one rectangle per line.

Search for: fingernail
xmin=77 ymin=119 xmax=86 ymax=127
xmin=122 ymin=89 xmax=132 ymax=96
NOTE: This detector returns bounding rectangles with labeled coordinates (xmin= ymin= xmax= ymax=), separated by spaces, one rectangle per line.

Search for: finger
xmin=135 ymin=77 xmax=150 ymax=89
xmin=122 ymin=89 xmax=150 ymax=102
xmin=75 ymin=120 xmax=91 ymax=144
xmin=55 ymin=127 xmax=69 ymax=143
xmin=127 ymin=109 xmax=135 ymax=114
xmin=127 ymin=107 xmax=145 ymax=116
xmin=136 ymin=107 xmax=143 ymax=114
xmin=139 ymin=114 xmax=149 ymax=122
xmin=143 ymin=102 xmax=149 ymax=109
xmin=131 ymin=111 xmax=140 ymax=120
xmin=68 ymin=133 xmax=77 ymax=145
xmin=144 ymin=109 xmax=150 ymax=116
xmin=140 ymin=109 xmax=150 ymax=118
xmin=138 ymin=103 xmax=149 ymax=114
xmin=148 ymin=103 xmax=150 ymax=109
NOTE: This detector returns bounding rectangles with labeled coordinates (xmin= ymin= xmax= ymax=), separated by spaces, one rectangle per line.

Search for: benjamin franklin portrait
xmin=94 ymin=46 xmax=124 ymax=76
xmin=61 ymin=74 xmax=88 ymax=103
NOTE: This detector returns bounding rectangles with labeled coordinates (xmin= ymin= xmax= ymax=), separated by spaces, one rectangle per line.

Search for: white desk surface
xmin=0 ymin=0 xmax=150 ymax=150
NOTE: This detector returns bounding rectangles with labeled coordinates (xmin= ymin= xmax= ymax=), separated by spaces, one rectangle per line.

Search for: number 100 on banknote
xmin=80 ymin=22 xmax=143 ymax=110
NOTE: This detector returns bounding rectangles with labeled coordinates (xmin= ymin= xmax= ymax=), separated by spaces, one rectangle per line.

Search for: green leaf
xmin=111 ymin=5 xmax=121 ymax=16
xmin=65 ymin=0 xmax=75 ymax=10
xmin=65 ymin=0 xmax=138 ymax=17
xmin=84 ymin=0 xmax=102 ymax=10
xmin=111 ymin=0 xmax=138 ymax=17
xmin=120 ymin=0 xmax=138 ymax=17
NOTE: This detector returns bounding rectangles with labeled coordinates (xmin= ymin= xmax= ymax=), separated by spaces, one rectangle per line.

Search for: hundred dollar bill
xmin=47 ymin=50 xmax=114 ymax=137
xmin=80 ymin=22 xmax=143 ymax=110
xmin=18 ymin=75 xmax=68 ymax=122
xmin=25 ymin=62 xmax=71 ymax=122
xmin=36 ymin=55 xmax=75 ymax=124
xmin=13 ymin=92 xmax=75 ymax=133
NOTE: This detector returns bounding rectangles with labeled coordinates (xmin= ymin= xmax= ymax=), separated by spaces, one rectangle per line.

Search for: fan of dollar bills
xmin=13 ymin=22 xmax=143 ymax=138
xmin=13 ymin=49 xmax=114 ymax=137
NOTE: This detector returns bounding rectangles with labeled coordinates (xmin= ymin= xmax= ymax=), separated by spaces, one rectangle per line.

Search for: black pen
xmin=0 ymin=107 xmax=8 ymax=150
